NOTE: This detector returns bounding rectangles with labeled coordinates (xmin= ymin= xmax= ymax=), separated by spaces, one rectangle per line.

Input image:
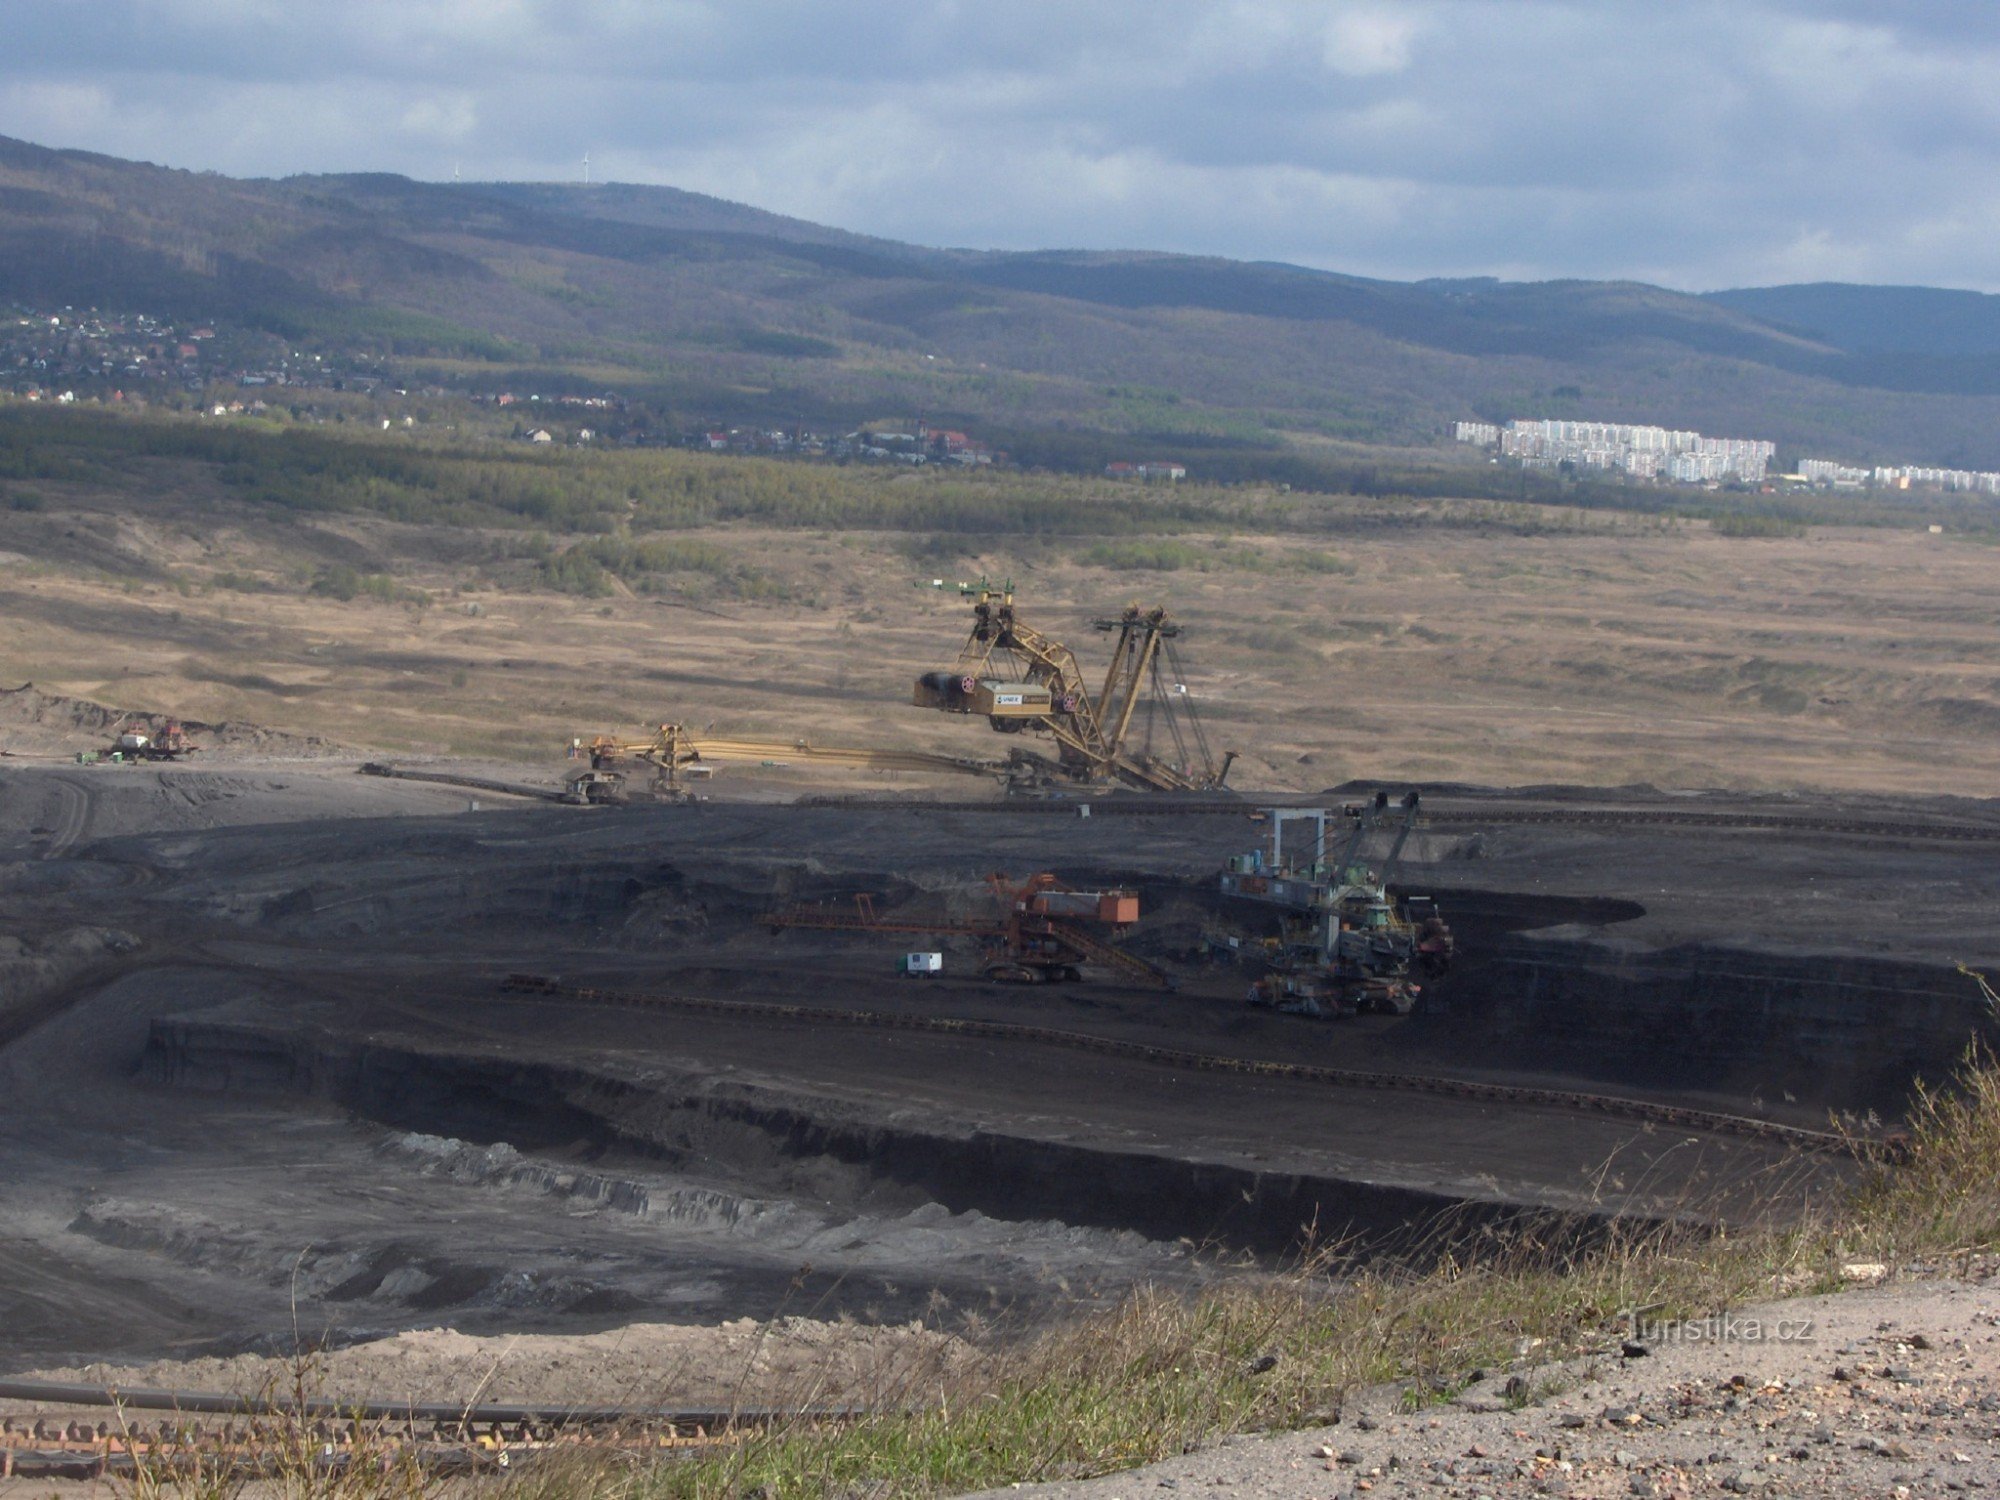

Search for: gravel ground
xmin=975 ymin=1274 xmax=2000 ymax=1500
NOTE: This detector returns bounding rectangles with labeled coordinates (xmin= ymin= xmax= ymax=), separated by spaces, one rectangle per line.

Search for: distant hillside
xmin=470 ymin=179 xmax=913 ymax=255
xmin=1703 ymin=283 xmax=2000 ymax=399
xmin=1705 ymin=283 xmax=2000 ymax=356
xmin=5 ymin=134 xmax=2000 ymax=466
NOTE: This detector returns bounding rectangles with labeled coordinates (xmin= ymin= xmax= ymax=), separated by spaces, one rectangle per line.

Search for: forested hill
xmin=5 ymin=133 xmax=2000 ymax=466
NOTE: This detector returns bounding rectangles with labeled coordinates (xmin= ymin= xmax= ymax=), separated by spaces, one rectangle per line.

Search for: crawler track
xmin=498 ymin=975 xmax=1859 ymax=1155
xmin=40 ymin=775 xmax=94 ymax=858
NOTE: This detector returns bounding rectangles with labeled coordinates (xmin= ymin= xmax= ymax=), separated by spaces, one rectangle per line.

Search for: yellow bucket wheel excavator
xmin=913 ymin=581 xmax=1235 ymax=793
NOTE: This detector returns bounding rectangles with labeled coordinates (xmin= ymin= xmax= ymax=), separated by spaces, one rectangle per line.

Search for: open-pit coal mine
xmin=2 ymin=759 xmax=1997 ymax=1384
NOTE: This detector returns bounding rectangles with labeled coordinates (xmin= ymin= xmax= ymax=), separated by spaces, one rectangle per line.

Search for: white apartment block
xmin=1795 ymin=457 xmax=2000 ymax=495
xmin=1878 ymin=465 xmax=2000 ymax=495
xmin=1799 ymin=459 xmax=1871 ymax=486
xmin=1462 ymin=418 xmax=2000 ymax=500
xmin=1472 ymin=417 xmax=1775 ymax=483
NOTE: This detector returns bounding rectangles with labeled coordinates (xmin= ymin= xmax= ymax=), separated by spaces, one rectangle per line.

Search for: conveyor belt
xmin=800 ymin=794 xmax=2000 ymax=842
xmin=357 ymin=763 xmax=574 ymax=803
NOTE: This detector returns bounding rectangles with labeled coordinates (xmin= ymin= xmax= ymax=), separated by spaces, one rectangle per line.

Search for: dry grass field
xmin=0 ymin=459 xmax=1996 ymax=796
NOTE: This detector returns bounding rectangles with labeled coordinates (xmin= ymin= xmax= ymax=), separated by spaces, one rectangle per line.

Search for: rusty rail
xmin=0 ymin=1425 xmax=720 ymax=1481
xmin=0 ymin=1379 xmax=855 ymax=1480
xmin=497 ymin=975 xmax=1860 ymax=1154
xmin=0 ymin=1378 xmax=838 ymax=1429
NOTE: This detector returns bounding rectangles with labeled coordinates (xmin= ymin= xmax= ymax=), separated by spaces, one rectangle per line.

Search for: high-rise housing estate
xmin=1798 ymin=456 xmax=2000 ymax=494
xmin=1463 ymin=419 xmax=1775 ymax=483
xmin=1462 ymin=416 xmax=2000 ymax=498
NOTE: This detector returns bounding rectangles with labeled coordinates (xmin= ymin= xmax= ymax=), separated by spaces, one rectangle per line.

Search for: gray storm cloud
xmin=2 ymin=0 xmax=1997 ymax=290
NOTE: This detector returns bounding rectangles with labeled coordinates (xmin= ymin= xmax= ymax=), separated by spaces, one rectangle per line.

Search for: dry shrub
xmin=1847 ymin=1038 xmax=2000 ymax=1258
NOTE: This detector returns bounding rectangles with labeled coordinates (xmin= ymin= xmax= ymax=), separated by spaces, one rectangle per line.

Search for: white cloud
xmin=1321 ymin=7 xmax=1423 ymax=77
xmin=398 ymin=94 xmax=479 ymax=143
xmin=0 ymin=81 xmax=115 ymax=139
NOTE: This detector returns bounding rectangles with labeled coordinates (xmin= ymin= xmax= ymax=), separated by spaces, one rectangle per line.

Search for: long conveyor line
xmin=799 ymin=793 xmax=2000 ymax=842
xmin=1426 ymin=807 xmax=2000 ymax=841
xmin=341 ymin=771 xmax=2000 ymax=844
xmin=496 ymin=975 xmax=1862 ymax=1155
xmin=357 ymin=762 xmax=575 ymax=802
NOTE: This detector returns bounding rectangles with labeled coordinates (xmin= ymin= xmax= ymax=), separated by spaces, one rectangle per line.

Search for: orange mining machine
xmin=769 ymin=872 xmax=1173 ymax=989
xmin=108 ymin=719 xmax=197 ymax=762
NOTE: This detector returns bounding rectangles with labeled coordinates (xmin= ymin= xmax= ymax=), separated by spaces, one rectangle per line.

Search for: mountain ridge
xmin=4 ymin=134 xmax=2000 ymax=465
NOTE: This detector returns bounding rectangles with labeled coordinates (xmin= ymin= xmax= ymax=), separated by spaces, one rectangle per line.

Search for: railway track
xmin=497 ymin=975 xmax=1860 ymax=1156
xmin=0 ymin=1374 xmax=872 ymax=1479
xmin=799 ymin=794 xmax=2000 ymax=844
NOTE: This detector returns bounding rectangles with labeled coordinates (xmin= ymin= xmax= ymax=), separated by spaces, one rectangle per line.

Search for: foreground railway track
xmin=497 ymin=975 xmax=1860 ymax=1155
xmin=0 ymin=1379 xmax=835 ymax=1480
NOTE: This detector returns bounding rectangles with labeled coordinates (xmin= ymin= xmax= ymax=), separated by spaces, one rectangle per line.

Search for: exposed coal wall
xmin=142 ymin=1017 xmax=1609 ymax=1262
xmin=1441 ymin=933 xmax=1988 ymax=1113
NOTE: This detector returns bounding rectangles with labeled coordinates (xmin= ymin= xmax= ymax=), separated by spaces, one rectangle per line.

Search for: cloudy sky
xmin=3 ymin=1 xmax=1997 ymax=291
